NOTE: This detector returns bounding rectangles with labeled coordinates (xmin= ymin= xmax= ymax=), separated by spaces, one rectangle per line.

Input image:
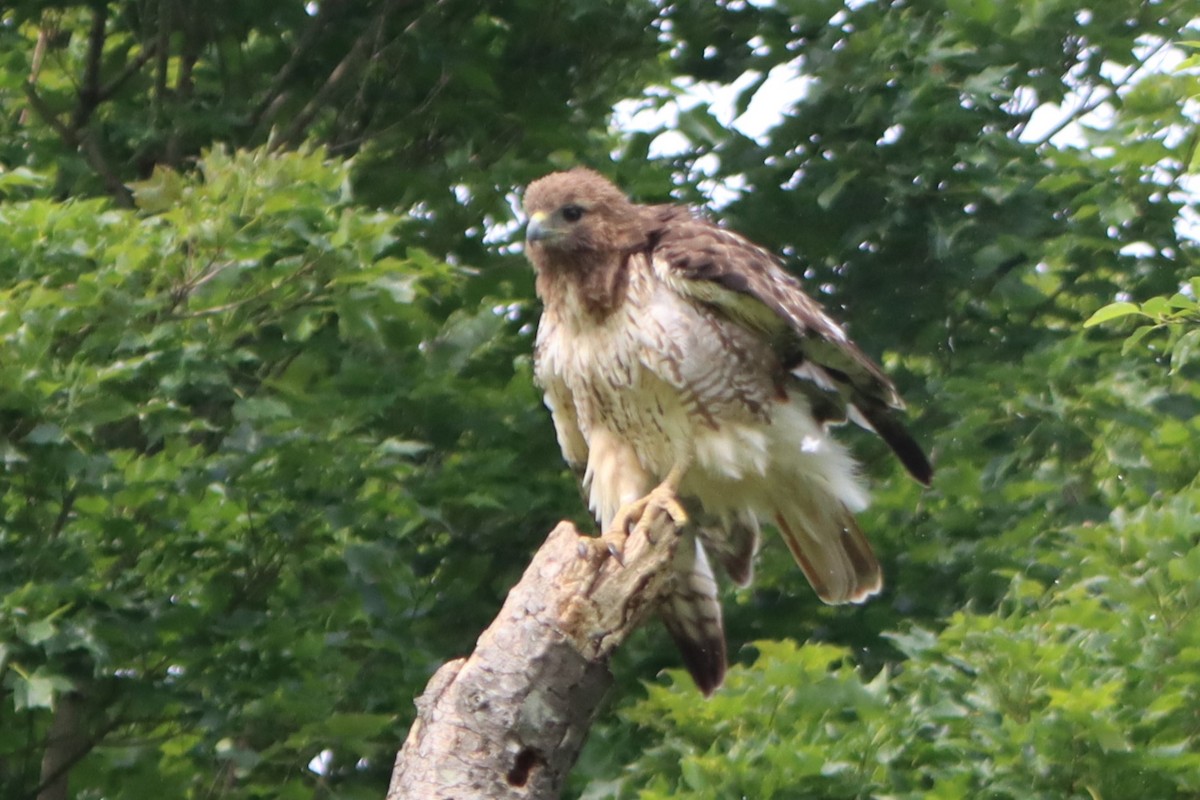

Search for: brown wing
xmin=645 ymin=205 xmax=933 ymax=485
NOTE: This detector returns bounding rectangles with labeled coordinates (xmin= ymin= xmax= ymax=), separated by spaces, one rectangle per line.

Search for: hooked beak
xmin=525 ymin=211 xmax=555 ymax=243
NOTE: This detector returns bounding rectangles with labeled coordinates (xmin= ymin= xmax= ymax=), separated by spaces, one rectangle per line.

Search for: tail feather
xmin=773 ymin=498 xmax=881 ymax=604
xmin=660 ymin=534 xmax=726 ymax=695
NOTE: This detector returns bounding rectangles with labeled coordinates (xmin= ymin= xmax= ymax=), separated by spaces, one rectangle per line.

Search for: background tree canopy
xmin=0 ymin=1 xmax=1197 ymax=798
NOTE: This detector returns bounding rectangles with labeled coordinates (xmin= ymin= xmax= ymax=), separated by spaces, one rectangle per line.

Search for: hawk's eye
xmin=561 ymin=204 xmax=585 ymax=222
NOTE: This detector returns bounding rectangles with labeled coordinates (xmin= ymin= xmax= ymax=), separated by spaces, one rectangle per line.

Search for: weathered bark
xmin=387 ymin=502 xmax=682 ymax=799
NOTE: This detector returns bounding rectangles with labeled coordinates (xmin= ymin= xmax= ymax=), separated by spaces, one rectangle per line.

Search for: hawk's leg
xmin=604 ymin=458 xmax=691 ymax=563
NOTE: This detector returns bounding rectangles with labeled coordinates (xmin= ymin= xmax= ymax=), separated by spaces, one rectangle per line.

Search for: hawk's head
xmin=523 ymin=168 xmax=648 ymax=262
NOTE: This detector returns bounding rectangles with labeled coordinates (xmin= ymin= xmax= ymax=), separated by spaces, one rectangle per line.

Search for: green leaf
xmin=1083 ymin=302 xmax=1145 ymax=328
xmin=130 ymin=166 xmax=187 ymax=213
xmin=1121 ymin=324 xmax=1159 ymax=354
xmin=1166 ymin=293 xmax=1198 ymax=311
xmin=1141 ymin=296 xmax=1172 ymax=318
xmin=0 ymin=166 xmax=49 ymax=194
xmin=23 ymin=424 xmax=66 ymax=445
xmin=1170 ymin=328 xmax=1200 ymax=373
xmin=13 ymin=671 xmax=72 ymax=711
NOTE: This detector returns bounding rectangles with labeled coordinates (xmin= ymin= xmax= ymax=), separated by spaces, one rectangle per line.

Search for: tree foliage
xmin=0 ymin=0 xmax=1197 ymax=798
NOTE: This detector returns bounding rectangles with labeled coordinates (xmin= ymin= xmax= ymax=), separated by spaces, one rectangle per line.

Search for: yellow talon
xmin=606 ymin=459 xmax=692 ymax=559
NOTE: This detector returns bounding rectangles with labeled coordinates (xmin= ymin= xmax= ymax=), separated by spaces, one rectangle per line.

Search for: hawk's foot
xmin=609 ymin=484 xmax=689 ymax=551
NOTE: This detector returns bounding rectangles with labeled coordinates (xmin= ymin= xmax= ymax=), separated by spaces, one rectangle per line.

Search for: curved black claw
xmin=601 ymin=529 xmax=628 ymax=566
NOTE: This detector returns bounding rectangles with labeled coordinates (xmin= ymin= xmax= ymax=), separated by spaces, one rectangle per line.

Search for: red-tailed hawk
xmin=523 ymin=168 xmax=931 ymax=695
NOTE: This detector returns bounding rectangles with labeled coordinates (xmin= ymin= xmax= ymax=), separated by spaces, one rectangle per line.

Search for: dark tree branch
xmin=388 ymin=504 xmax=684 ymax=799
xmin=100 ymin=43 xmax=158 ymax=101
xmin=1033 ymin=37 xmax=1174 ymax=147
xmin=18 ymin=26 xmax=52 ymax=126
xmin=72 ymin=4 xmax=108 ymax=131
xmin=21 ymin=83 xmax=75 ymax=143
xmin=248 ymin=0 xmax=343 ymax=132
xmin=269 ymin=31 xmax=373 ymax=149
xmin=22 ymin=19 xmax=135 ymax=208
xmin=164 ymin=7 xmax=200 ymax=167
xmin=30 ymin=686 xmax=129 ymax=800
xmin=154 ymin=0 xmax=171 ymax=121
xmin=271 ymin=0 xmax=412 ymax=150
xmin=79 ymin=132 xmax=135 ymax=207
xmin=35 ymin=693 xmax=89 ymax=800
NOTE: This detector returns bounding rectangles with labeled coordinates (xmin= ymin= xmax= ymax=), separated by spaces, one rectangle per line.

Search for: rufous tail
xmin=773 ymin=496 xmax=881 ymax=604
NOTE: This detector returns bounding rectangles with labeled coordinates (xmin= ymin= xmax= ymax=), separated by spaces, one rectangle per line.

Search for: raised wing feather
xmin=645 ymin=205 xmax=933 ymax=485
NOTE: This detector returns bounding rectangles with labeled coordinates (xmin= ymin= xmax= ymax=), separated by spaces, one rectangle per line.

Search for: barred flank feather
xmin=695 ymin=509 xmax=759 ymax=587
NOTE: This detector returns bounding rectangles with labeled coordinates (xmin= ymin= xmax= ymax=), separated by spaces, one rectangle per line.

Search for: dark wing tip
xmin=887 ymin=424 xmax=934 ymax=486
xmin=911 ymin=458 xmax=935 ymax=487
xmin=863 ymin=405 xmax=934 ymax=486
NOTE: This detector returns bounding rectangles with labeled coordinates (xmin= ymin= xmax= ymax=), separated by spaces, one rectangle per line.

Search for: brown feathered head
xmin=522 ymin=169 xmax=649 ymax=262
